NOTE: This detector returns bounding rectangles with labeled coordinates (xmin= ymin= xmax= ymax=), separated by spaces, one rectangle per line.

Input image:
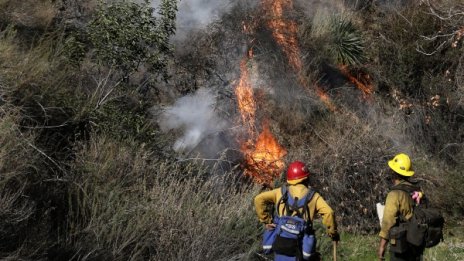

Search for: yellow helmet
xmin=388 ymin=153 xmax=414 ymax=176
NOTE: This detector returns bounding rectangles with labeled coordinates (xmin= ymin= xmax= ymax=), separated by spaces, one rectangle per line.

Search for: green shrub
xmin=79 ymin=0 xmax=177 ymax=78
xmin=327 ymin=15 xmax=365 ymax=65
xmin=302 ymin=11 xmax=365 ymax=66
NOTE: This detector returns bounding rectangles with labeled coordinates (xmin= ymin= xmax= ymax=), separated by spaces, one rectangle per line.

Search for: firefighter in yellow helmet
xmin=378 ymin=153 xmax=424 ymax=261
xmin=254 ymin=161 xmax=339 ymax=261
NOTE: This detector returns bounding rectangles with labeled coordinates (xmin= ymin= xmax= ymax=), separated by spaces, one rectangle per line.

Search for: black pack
xmin=392 ymin=184 xmax=444 ymax=248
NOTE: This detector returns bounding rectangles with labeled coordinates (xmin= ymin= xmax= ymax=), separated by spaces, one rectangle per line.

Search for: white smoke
xmin=158 ymin=88 xmax=227 ymax=152
xmin=151 ymin=0 xmax=234 ymax=39
xmin=176 ymin=0 xmax=233 ymax=29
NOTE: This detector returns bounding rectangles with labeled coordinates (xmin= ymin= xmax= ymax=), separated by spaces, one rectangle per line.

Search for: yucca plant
xmin=328 ymin=15 xmax=364 ymax=65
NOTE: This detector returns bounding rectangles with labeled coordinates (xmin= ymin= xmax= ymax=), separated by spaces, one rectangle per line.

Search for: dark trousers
xmin=390 ymin=245 xmax=424 ymax=261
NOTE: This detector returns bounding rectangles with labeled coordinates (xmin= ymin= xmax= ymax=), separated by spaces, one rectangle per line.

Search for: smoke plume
xmin=158 ymin=88 xmax=227 ymax=153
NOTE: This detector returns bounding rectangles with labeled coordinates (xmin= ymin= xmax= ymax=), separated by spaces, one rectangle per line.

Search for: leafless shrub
xmin=415 ymin=0 xmax=464 ymax=55
xmin=455 ymin=53 xmax=464 ymax=107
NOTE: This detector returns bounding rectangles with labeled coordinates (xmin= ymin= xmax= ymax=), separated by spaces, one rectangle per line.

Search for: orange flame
xmin=242 ymin=123 xmax=287 ymax=184
xmin=236 ymin=0 xmax=347 ymax=184
xmin=339 ymin=65 xmax=374 ymax=99
xmin=234 ymin=44 xmax=287 ymax=185
xmin=316 ymin=87 xmax=337 ymax=112
xmin=263 ymin=0 xmax=302 ymax=72
xmin=235 ymin=55 xmax=257 ymax=135
xmin=263 ymin=0 xmax=336 ymax=110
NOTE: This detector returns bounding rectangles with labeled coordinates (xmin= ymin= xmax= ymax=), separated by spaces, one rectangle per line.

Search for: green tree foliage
xmin=85 ymin=0 xmax=177 ymax=77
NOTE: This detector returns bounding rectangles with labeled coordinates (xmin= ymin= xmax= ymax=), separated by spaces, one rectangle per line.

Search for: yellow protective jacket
xmin=254 ymin=183 xmax=337 ymax=236
xmin=379 ymin=181 xmax=416 ymax=239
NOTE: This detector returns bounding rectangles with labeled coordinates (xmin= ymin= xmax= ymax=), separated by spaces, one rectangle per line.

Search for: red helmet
xmin=287 ymin=161 xmax=310 ymax=184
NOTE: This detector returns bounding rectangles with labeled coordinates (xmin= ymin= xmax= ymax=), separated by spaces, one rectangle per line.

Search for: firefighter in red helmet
xmin=254 ymin=161 xmax=339 ymax=260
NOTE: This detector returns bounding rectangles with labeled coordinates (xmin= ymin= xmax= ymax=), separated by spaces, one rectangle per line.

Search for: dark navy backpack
xmin=262 ymin=186 xmax=316 ymax=260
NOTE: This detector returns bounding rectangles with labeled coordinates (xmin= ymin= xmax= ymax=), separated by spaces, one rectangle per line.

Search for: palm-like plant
xmin=328 ymin=16 xmax=364 ymax=65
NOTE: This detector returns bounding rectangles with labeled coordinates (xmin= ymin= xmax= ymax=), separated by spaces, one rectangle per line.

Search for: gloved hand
xmin=412 ymin=191 xmax=423 ymax=205
xmin=329 ymin=232 xmax=340 ymax=242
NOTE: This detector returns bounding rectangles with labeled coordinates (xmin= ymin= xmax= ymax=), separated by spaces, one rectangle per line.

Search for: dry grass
xmin=0 ymin=112 xmax=34 ymax=185
xmin=65 ymin=136 xmax=261 ymax=260
xmin=0 ymin=0 xmax=57 ymax=28
xmin=0 ymin=110 xmax=39 ymax=258
xmin=0 ymin=27 xmax=67 ymax=96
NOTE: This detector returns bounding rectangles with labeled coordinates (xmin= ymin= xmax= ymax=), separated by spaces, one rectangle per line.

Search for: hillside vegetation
xmin=0 ymin=0 xmax=463 ymax=260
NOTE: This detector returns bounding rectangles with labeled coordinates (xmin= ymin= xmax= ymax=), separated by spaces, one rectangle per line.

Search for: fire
xmin=242 ymin=123 xmax=287 ymax=184
xmin=235 ymin=55 xmax=257 ymax=135
xmin=234 ymin=44 xmax=287 ymax=185
xmin=316 ymin=87 xmax=337 ymax=112
xmin=339 ymin=65 xmax=374 ymax=99
xmin=263 ymin=0 xmax=336 ymax=110
xmin=236 ymin=0 xmax=349 ymax=184
xmin=262 ymin=0 xmax=302 ymax=72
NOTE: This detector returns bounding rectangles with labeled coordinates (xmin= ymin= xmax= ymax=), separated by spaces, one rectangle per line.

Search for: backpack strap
xmin=390 ymin=183 xmax=421 ymax=223
xmin=393 ymin=183 xmax=429 ymax=208
xmin=391 ymin=183 xmax=417 ymax=194
xmin=276 ymin=186 xmax=316 ymax=220
xmin=277 ymin=185 xmax=296 ymax=217
xmin=302 ymin=189 xmax=316 ymax=221
xmin=275 ymin=186 xmax=288 ymax=217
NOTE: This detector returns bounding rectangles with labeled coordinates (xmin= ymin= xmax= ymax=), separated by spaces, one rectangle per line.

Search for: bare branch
xmin=394 ymin=8 xmax=412 ymax=27
xmin=424 ymin=0 xmax=464 ymax=20
xmin=416 ymin=0 xmax=464 ymax=55
xmin=415 ymin=40 xmax=448 ymax=56
xmin=419 ymin=32 xmax=456 ymax=41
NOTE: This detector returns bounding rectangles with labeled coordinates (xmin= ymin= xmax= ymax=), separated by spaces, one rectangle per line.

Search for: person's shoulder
xmin=261 ymin=187 xmax=281 ymax=193
xmin=309 ymin=189 xmax=323 ymax=199
xmin=385 ymin=189 xmax=404 ymax=200
xmin=255 ymin=187 xmax=280 ymax=197
xmin=392 ymin=181 xmax=421 ymax=192
xmin=386 ymin=188 xmax=411 ymax=203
